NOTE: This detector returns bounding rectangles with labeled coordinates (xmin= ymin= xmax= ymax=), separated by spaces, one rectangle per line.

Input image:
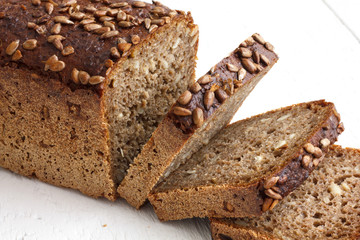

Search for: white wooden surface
xmin=1 ymin=0 xmax=360 ymax=239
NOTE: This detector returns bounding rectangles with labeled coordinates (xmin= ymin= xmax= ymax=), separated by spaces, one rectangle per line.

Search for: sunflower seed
xmin=118 ymin=21 xmax=133 ymax=28
xmin=163 ymin=16 xmax=171 ymax=24
xmin=253 ymin=51 xmax=260 ymax=64
xmin=27 ymin=22 xmax=37 ymax=29
xmin=204 ymin=90 xmax=214 ymax=110
xmin=89 ymin=76 xmax=105 ymax=85
xmin=226 ymin=63 xmax=239 ymax=72
xmin=192 ymin=108 xmax=204 ymax=128
xmin=45 ymin=3 xmax=54 ymax=14
xmin=58 ymin=7 xmax=69 ymax=13
xmin=252 ymin=33 xmax=265 ymax=44
xmin=133 ymin=1 xmax=146 ymax=7
xmin=168 ymin=10 xmax=177 ymax=17
xmin=198 ymin=74 xmax=212 ymax=85
xmin=11 ymin=50 xmax=22 ymax=61
xmin=190 ymin=82 xmax=201 ymax=93
xmin=302 ymin=155 xmax=312 ymax=168
xmin=62 ymin=46 xmax=74 ymax=56
xmin=238 ymin=47 xmax=252 ymax=58
xmin=262 ymin=198 xmax=273 ymax=212
xmin=178 ymin=90 xmax=192 ymax=105
xmin=265 ymin=42 xmax=274 ymax=52
xmin=110 ymin=2 xmax=128 ymax=8
xmin=239 ymin=42 xmax=247 ymax=47
xmin=70 ymin=12 xmax=85 ymax=20
xmin=245 ymin=36 xmax=255 ymax=46
xmin=264 ymin=176 xmax=279 ymax=189
xmin=152 ymin=6 xmax=165 ymax=15
xmin=107 ymin=9 xmax=119 ymax=17
xmin=215 ymin=89 xmax=228 ymax=103
xmin=84 ymin=23 xmax=102 ymax=32
xmin=6 ymin=40 xmax=20 ymax=56
xmin=260 ymin=54 xmax=270 ymax=66
xmin=23 ymin=39 xmax=37 ymax=50
xmin=35 ymin=25 xmax=47 ymax=35
xmin=264 ymin=189 xmax=282 ymax=200
xmin=304 ymin=143 xmax=315 ymax=154
xmin=105 ymin=59 xmax=114 ymax=68
xmin=94 ymin=27 xmax=111 ymax=34
xmin=313 ymin=158 xmax=320 ymax=167
xmin=144 ymin=18 xmax=151 ymax=29
xmin=47 ymin=35 xmax=66 ymax=43
xmin=149 ymin=24 xmax=158 ymax=33
xmin=79 ymin=71 xmax=90 ymax=84
xmin=95 ymin=10 xmax=107 ymax=17
xmin=241 ymin=58 xmax=257 ymax=74
xmin=110 ymin=47 xmax=121 ymax=58
xmin=84 ymin=6 xmax=97 ymax=13
xmin=53 ymin=38 xmax=63 ymax=50
xmin=53 ymin=16 xmax=74 ymax=25
xmin=44 ymin=55 xmax=58 ymax=71
xmin=238 ymin=68 xmax=246 ymax=81
xmin=269 ymin=199 xmax=279 ymax=211
xmin=71 ymin=68 xmax=80 ymax=84
xmin=51 ymin=23 xmax=62 ymax=34
xmin=313 ymin=147 xmax=323 ymax=158
xmin=101 ymin=30 xmax=119 ymax=39
xmin=99 ymin=16 xmax=114 ymax=22
xmin=173 ymin=106 xmax=192 ymax=116
xmin=50 ymin=61 xmax=66 ymax=72
xmin=117 ymin=10 xmax=127 ymax=21
xmin=104 ymin=21 xmax=115 ymax=30
xmin=151 ymin=19 xmax=165 ymax=26
xmin=320 ymin=138 xmax=330 ymax=148
xmin=80 ymin=19 xmax=96 ymax=25
xmin=117 ymin=43 xmax=132 ymax=52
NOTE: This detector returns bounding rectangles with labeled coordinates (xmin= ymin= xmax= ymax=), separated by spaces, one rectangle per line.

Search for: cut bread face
xmin=210 ymin=145 xmax=360 ymax=240
xmin=118 ymin=33 xmax=279 ymax=208
xmin=149 ymin=100 xmax=343 ymax=220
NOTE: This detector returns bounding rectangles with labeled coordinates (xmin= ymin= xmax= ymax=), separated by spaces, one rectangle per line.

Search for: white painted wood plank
xmin=324 ymin=0 xmax=360 ymax=42
xmin=1 ymin=0 xmax=360 ymax=239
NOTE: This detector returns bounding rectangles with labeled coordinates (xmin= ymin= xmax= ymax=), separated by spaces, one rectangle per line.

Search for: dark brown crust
xmin=148 ymin=100 xmax=343 ymax=220
xmin=0 ymin=0 xmax=192 ymax=96
xmin=118 ymin=33 xmax=279 ymax=209
xmin=170 ymin=36 xmax=278 ymax=133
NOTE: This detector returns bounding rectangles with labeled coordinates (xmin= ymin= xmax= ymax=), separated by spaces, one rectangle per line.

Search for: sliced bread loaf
xmin=149 ymin=100 xmax=344 ymax=220
xmin=118 ymin=33 xmax=279 ymax=208
xmin=210 ymin=145 xmax=360 ymax=240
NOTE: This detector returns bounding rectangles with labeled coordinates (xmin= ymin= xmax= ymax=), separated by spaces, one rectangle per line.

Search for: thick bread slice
xmin=149 ymin=100 xmax=344 ymax=220
xmin=118 ymin=33 xmax=279 ymax=208
xmin=210 ymin=145 xmax=360 ymax=240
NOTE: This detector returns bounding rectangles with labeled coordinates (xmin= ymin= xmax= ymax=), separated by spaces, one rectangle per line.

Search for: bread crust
xmin=118 ymin=34 xmax=279 ymax=208
xmin=148 ymin=101 xmax=343 ymax=220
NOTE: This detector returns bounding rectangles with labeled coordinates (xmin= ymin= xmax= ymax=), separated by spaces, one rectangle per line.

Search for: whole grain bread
xmin=210 ymin=145 xmax=360 ymax=240
xmin=149 ymin=100 xmax=343 ymax=220
xmin=0 ymin=0 xmax=198 ymax=200
xmin=118 ymin=33 xmax=279 ymax=208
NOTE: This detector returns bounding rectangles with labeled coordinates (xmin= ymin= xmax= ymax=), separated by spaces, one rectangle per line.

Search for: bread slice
xmin=0 ymin=0 xmax=197 ymax=200
xmin=210 ymin=145 xmax=360 ymax=240
xmin=118 ymin=33 xmax=279 ymax=208
xmin=149 ymin=100 xmax=344 ymax=220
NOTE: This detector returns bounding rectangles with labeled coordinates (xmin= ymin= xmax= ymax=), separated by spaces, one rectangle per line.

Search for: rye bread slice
xmin=210 ymin=145 xmax=360 ymax=240
xmin=118 ymin=33 xmax=279 ymax=208
xmin=149 ymin=100 xmax=343 ymax=220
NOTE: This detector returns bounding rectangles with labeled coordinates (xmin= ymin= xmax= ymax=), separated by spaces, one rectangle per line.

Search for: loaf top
xmin=0 ymin=0 xmax=191 ymax=95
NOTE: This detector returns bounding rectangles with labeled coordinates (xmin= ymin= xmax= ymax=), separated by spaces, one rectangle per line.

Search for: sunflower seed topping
xmin=253 ymin=51 xmax=260 ymax=64
xmin=265 ymin=189 xmax=282 ymax=200
xmin=131 ymin=35 xmax=140 ymax=45
xmin=6 ymin=40 xmax=20 ymax=56
xmin=215 ymin=89 xmax=228 ymax=103
xmin=12 ymin=50 xmax=23 ymax=61
xmin=226 ymin=63 xmax=239 ymax=72
xmin=71 ymin=68 xmax=80 ymax=84
xmin=45 ymin=3 xmax=54 ymax=15
xmin=89 ymin=76 xmax=105 ymax=85
xmin=133 ymin=1 xmax=146 ymax=7
xmin=252 ymin=33 xmax=265 ymax=44
xmin=51 ymin=23 xmax=62 ymax=34
xmin=238 ymin=47 xmax=252 ymax=58
xmin=84 ymin=23 xmax=102 ymax=31
xmin=198 ymin=75 xmax=212 ymax=85
xmin=101 ymin=30 xmax=119 ymax=39
xmin=204 ymin=90 xmax=215 ymax=110
xmin=264 ymin=176 xmax=279 ymax=189
xmin=238 ymin=68 xmax=247 ymax=81
xmin=62 ymin=46 xmax=75 ymax=56
xmin=23 ymin=39 xmax=37 ymax=50
xmin=53 ymin=16 xmax=74 ymax=25
xmin=190 ymin=82 xmax=202 ymax=93
xmin=178 ymin=90 xmax=192 ymax=105
xmin=265 ymin=42 xmax=274 ymax=52
xmin=173 ymin=106 xmax=192 ymax=116
xmin=193 ymin=108 xmax=204 ymax=128
xmin=79 ymin=71 xmax=90 ymax=84
xmin=241 ymin=58 xmax=257 ymax=74
xmin=260 ymin=54 xmax=270 ymax=66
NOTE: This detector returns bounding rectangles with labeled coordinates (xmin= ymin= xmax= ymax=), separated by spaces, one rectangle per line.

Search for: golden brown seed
xmin=262 ymin=198 xmax=273 ymax=212
xmin=245 ymin=36 xmax=255 ymax=46
xmin=313 ymin=158 xmax=320 ymax=167
xmin=89 ymin=76 xmax=105 ymax=85
xmin=47 ymin=35 xmax=66 ymax=43
xmin=264 ymin=176 xmax=280 ymax=189
xmin=79 ymin=71 xmax=90 ymax=84
xmin=190 ymin=82 xmax=202 ymax=93
xmin=27 ymin=22 xmax=37 ymax=29
xmin=198 ymin=74 xmax=212 ymax=85
xmin=53 ymin=38 xmax=63 ymax=51
xmin=50 ymin=61 xmax=66 ymax=72
xmin=269 ymin=199 xmax=279 ymax=211
xmin=62 ymin=46 xmax=75 ymax=56
xmin=84 ymin=24 xmax=102 ymax=32
xmin=133 ymin=1 xmax=146 ymax=7
xmin=51 ymin=23 xmax=62 ymax=34
xmin=101 ymin=30 xmax=119 ymax=39
xmin=94 ymin=27 xmax=111 ymax=35
xmin=304 ymin=143 xmax=315 ymax=154
xmin=152 ymin=6 xmax=165 ymax=15
xmin=252 ymin=33 xmax=265 ymax=45
xmin=241 ymin=58 xmax=257 ymax=74
xmin=53 ymin=16 xmax=74 ymax=25
xmin=149 ymin=24 xmax=158 ymax=33
xmin=104 ymin=21 xmax=115 ymax=30
xmin=192 ymin=108 xmax=204 ymax=128
xmin=238 ymin=47 xmax=252 ymax=58
xmin=110 ymin=2 xmax=128 ymax=8
xmin=80 ymin=19 xmax=96 ymax=25
xmin=253 ymin=51 xmax=260 ymax=64
xmin=6 ymin=40 xmax=20 ymax=56
xmin=173 ymin=106 xmax=192 ymax=116
xmin=131 ymin=35 xmax=140 ymax=45
xmin=239 ymin=42 xmax=247 ymax=48
xmin=260 ymin=54 xmax=270 ymax=66
xmin=302 ymin=155 xmax=312 ymax=168
xmin=226 ymin=63 xmax=239 ymax=72
xmin=151 ymin=19 xmax=165 ymax=26
xmin=45 ymin=3 xmax=54 ymax=14
xmin=144 ymin=18 xmax=151 ymax=29
xmin=94 ymin=10 xmax=107 ymax=17
xmin=117 ymin=10 xmax=127 ymax=21
xmin=84 ymin=6 xmax=97 ymax=13
xmin=23 ymin=39 xmax=37 ymax=50
xmin=71 ymin=68 xmax=80 ymax=84
xmin=168 ymin=10 xmax=177 ymax=17
xmin=238 ymin=68 xmax=247 ymax=81
xmin=32 ymin=0 xmax=41 ymax=6
xmin=118 ymin=21 xmax=133 ymax=28
xmin=178 ymin=90 xmax=192 ymax=105
xmin=313 ymin=147 xmax=323 ymax=158
xmin=70 ymin=12 xmax=85 ymax=20
xmin=264 ymin=189 xmax=282 ymax=200
xmin=118 ymin=43 xmax=132 ymax=52
xmin=44 ymin=55 xmax=58 ymax=71
xmin=107 ymin=9 xmax=119 ymax=17
xmin=320 ymin=138 xmax=330 ymax=148
xmin=265 ymin=42 xmax=274 ymax=52
xmin=105 ymin=59 xmax=114 ymax=68
xmin=204 ymin=91 xmax=214 ymax=110
xmin=110 ymin=47 xmax=121 ymax=59
xmin=99 ymin=16 xmax=113 ymax=22
xmin=215 ymin=89 xmax=228 ymax=103
xmin=12 ymin=50 xmax=22 ymax=61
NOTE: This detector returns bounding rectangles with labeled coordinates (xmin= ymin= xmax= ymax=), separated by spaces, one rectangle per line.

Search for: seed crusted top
xmin=0 ymin=0 xmax=192 ymax=95
xmin=170 ymin=33 xmax=278 ymax=133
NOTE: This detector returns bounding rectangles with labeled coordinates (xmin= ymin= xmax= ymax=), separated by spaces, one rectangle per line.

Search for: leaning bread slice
xmin=118 ymin=33 xmax=279 ymax=208
xmin=210 ymin=145 xmax=360 ymax=240
xmin=149 ymin=100 xmax=344 ymax=220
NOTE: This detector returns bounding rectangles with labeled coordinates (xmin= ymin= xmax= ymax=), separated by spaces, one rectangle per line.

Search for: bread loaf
xmin=0 ymin=0 xmax=198 ymax=200
xmin=149 ymin=100 xmax=343 ymax=220
xmin=119 ymin=33 xmax=279 ymax=208
xmin=210 ymin=145 xmax=360 ymax=240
